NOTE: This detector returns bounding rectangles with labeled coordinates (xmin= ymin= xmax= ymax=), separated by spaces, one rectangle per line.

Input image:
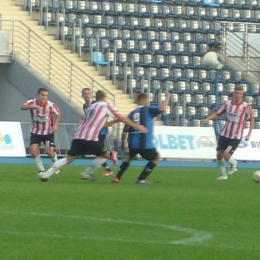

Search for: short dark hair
xmin=234 ymin=85 xmax=244 ymax=92
xmin=81 ymin=88 xmax=91 ymax=94
xmin=37 ymin=88 xmax=48 ymax=94
xmin=96 ymin=90 xmax=106 ymax=101
xmin=136 ymin=93 xmax=148 ymax=101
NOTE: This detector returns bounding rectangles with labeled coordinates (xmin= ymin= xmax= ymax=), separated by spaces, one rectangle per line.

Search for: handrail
xmin=220 ymin=21 xmax=260 ymax=82
xmin=0 ymin=18 xmax=116 ymax=106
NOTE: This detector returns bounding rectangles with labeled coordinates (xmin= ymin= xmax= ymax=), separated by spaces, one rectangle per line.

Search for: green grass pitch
xmin=0 ymin=163 xmax=260 ymax=260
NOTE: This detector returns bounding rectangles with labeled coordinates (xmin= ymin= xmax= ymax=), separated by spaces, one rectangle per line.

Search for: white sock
xmin=52 ymin=153 xmax=58 ymax=162
xmin=228 ymin=156 xmax=237 ymax=166
xmin=34 ymin=155 xmax=45 ymax=172
xmin=83 ymin=157 xmax=107 ymax=175
xmin=217 ymin=159 xmax=227 ymax=177
xmin=45 ymin=157 xmax=68 ymax=178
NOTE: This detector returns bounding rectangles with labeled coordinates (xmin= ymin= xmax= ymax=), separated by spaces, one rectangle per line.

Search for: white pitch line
xmin=0 ymin=210 xmax=212 ymax=245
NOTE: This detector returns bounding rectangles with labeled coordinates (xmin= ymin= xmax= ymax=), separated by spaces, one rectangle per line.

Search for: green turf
xmin=0 ymin=163 xmax=260 ymax=260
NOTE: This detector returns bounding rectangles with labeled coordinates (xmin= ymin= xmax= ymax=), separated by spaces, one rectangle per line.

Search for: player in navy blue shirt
xmin=81 ymin=88 xmax=117 ymax=176
xmin=112 ymin=92 xmax=170 ymax=184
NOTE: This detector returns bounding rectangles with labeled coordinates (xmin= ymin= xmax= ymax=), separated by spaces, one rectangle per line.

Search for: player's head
xmin=136 ymin=93 xmax=149 ymax=106
xmin=37 ymin=88 xmax=48 ymax=104
xmin=233 ymin=85 xmax=244 ymax=102
xmin=96 ymin=90 xmax=107 ymax=101
xmin=81 ymin=88 xmax=92 ymax=103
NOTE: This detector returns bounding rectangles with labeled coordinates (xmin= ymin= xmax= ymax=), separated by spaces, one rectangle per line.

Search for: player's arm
xmin=245 ymin=117 xmax=254 ymax=141
xmin=20 ymin=102 xmax=40 ymax=110
xmin=103 ymin=118 xmax=120 ymax=128
xmin=159 ymin=92 xmax=171 ymax=112
xmin=107 ymin=103 xmax=147 ymax=132
xmin=116 ymin=114 xmax=147 ymax=133
xmin=52 ymin=111 xmax=61 ymax=133
xmin=201 ymin=112 xmax=219 ymax=123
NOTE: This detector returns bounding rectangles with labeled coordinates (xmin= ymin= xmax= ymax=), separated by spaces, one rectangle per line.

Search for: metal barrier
xmin=20 ymin=122 xmax=119 ymax=156
xmin=0 ymin=18 xmax=116 ymax=106
xmin=220 ymin=21 xmax=260 ymax=83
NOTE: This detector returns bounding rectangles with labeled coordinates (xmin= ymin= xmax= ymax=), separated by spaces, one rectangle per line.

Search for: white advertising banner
xmin=0 ymin=121 xmax=26 ymax=157
xmin=154 ymin=126 xmax=217 ymax=159
xmin=233 ymin=129 xmax=260 ymax=161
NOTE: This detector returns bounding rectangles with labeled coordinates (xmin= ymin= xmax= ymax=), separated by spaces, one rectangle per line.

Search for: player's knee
xmin=101 ymin=151 xmax=110 ymax=159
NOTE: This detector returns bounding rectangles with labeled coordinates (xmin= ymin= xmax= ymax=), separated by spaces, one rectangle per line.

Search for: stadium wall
xmin=0 ymin=58 xmax=82 ymax=123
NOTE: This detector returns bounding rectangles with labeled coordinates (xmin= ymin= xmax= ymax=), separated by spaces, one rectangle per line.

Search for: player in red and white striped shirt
xmin=40 ymin=90 xmax=147 ymax=182
xmin=201 ymin=85 xmax=254 ymax=180
xmin=21 ymin=88 xmax=61 ymax=175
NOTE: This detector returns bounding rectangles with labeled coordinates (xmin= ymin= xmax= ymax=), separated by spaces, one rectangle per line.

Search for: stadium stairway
xmin=0 ymin=0 xmax=164 ymax=125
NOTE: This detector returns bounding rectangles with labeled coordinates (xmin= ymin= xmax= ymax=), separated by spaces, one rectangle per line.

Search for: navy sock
xmin=138 ymin=161 xmax=157 ymax=180
xmin=116 ymin=161 xmax=130 ymax=180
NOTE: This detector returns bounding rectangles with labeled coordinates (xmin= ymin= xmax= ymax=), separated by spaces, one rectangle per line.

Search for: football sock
xmin=217 ymin=159 xmax=227 ymax=176
xmin=138 ymin=161 xmax=157 ymax=180
xmin=102 ymin=162 xmax=111 ymax=171
xmin=116 ymin=161 xmax=130 ymax=179
xmin=83 ymin=157 xmax=107 ymax=175
xmin=45 ymin=157 xmax=68 ymax=178
xmin=34 ymin=155 xmax=45 ymax=172
xmin=228 ymin=156 xmax=237 ymax=167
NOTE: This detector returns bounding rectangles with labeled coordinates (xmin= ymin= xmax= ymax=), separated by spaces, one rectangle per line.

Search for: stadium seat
xmin=170 ymin=93 xmax=180 ymax=104
xmin=244 ymin=95 xmax=254 ymax=105
xmin=190 ymin=81 xmax=200 ymax=93
xmin=207 ymin=94 xmax=216 ymax=105
xmin=251 ymin=83 xmax=260 ymax=94
xmin=195 ymin=94 xmax=205 ymax=105
xmin=114 ymin=2 xmax=123 ymax=13
xmin=202 ymin=82 xmax=212 ymax=93
xmin=191 ymin=119 xmax=201 ymax=127
xmin=187 ymin=105 xmax=197 ymax=117
xmin=92 ymin=51 xmax=108 ymax=65
xmin=165 ymin=80 xmax=174 ymax=91
xmin=219 ymin=94 xmax=229 ymax=103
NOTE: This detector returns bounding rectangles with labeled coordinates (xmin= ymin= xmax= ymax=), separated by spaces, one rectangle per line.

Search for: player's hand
xmin=31 ymin=105 xmax=41 ymax=109
xmin=53 ymin=125 xmax=58 ymax=133
xmin=137 ymin=125 xmax=148 ymax=133
xmin=201 ymin=119 xmax=208 ymax=123
xmin=164 ymin=91 xmax=171 ymax=99
xmin=244 ymin=135 xmax=250 ymax=141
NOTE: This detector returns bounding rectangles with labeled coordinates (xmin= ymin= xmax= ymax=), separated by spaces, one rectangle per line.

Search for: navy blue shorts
xmin=128 ymin=148 xmax=159 ymax=161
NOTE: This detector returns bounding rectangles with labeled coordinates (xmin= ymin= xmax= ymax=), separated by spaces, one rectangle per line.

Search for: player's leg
xmin=136 ymin=149 xmax=160 ymax=184
xmin=30 ymin=134 xmax=45 ymax=174
xmin=81 ymin=141 xmax=109 ymax=181
xmin=112 ymin=154 xmax=132 ymax=183
xmin=39 ymin=139 xmax=82 ymax=181
xmin=223 ymin=139 xmax=240 ymax=175
xmin=216 ymin=136 xmax=229 ymax=180
xmin=98 ymin=134 xmax=114 ymax=176
xmin=44 ymin=134 xmax=59 ymax=174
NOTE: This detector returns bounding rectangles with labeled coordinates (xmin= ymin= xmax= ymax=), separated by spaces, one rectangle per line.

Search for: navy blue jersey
xmin=123 ymin=105 xmax=161 ymax=149
xmin=83 ymin=100 xmax=108 ymax=136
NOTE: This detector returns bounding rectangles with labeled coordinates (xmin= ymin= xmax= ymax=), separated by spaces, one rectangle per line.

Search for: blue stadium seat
xmin=92 ymin=51 xmax=108 ymax=65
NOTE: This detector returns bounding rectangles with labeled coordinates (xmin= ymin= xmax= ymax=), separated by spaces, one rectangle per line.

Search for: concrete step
xmin=0 ymin=10 xmax=30 ymax=16
xmin=1 ymin=14 xmax=32 ymax=20
xmin=0 ymin=5 xmax=21 ymax=11
xmin=0 ymin=1 xmax=16 ymax=6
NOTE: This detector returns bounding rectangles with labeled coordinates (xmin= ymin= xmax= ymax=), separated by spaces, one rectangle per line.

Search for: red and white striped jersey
xmin=26 ymin=99 xmax=60 ymax=135
xmin=73 ymin=101 xmax=120 ymax=141
xmin=216 ymin=100 xmax=254 ymax=139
